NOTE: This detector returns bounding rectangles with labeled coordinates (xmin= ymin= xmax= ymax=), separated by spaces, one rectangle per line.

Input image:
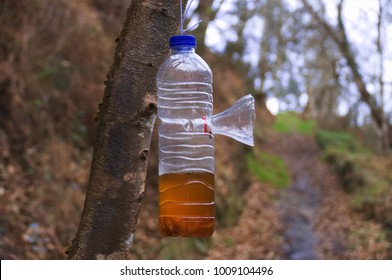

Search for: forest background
xmin=0 ymin=0 xmax=391 ymax=259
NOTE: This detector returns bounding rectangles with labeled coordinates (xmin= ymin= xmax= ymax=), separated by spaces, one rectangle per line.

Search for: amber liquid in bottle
xmin=159 ymin=172 xmax=215 ymax=237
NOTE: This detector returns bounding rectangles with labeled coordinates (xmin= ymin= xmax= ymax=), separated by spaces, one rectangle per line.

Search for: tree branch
xmin=302 ymin=0 xmax=391 ymax=151
xmin=301 ymin=0 xmax=384 ymax=128
xmin=376 ymin=0 xmax=384 ymax=111
xmin=66 ymin=0 xmax=187 ymax=260
xmin=335 ymin=0 xmax=385 ymax=129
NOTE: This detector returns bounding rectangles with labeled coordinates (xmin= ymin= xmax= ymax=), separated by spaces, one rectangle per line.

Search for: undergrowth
xmin=247 ymin=151 xmax=290 ymax=189
xmin=316 ymin=129 xmax=392 ymax=238
xmin=273 ymin=111 xmax=316 ymax=135
xmin=158 ymin=238 xmax=211 ymax=260
xmin=316 ymin=129 xmax=366 ymax=153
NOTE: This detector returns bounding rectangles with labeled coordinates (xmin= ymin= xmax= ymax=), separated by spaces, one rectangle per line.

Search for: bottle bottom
xmin=159 ymin=216 xmax=214 ymax=237
xmin=159 ymin=172 xmax=215 ymax=237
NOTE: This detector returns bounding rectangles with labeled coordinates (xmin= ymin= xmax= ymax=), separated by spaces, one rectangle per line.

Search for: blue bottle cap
xmin=170 ymin=35 xmax=196 ymax=48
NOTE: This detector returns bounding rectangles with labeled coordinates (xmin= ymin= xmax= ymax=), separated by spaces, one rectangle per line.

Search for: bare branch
xmin=302 ymin=0 xmax=383 ymax=127
xmin=302 ymin=0 xmax=391 ymax=151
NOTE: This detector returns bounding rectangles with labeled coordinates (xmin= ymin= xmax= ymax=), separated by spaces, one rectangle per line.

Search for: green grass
xmin=158 ymin=238 xmax=211 ymax=260
xmin=216 ymin=189 xmax=245 ymax=227
xmin=322 ymin=147 xmax=367 ymax=193
xmin=316 ymin=129 xmax=365 ymax=153
xmin=274 ymin=111 xmax=316 ymax=135
xmin=316 ymin=129 xmax=392 ymax=230
xmin=316 ymin=129 xmax=371 ymax=193
xmin=247 ymin=151 xmax=290 ymax=188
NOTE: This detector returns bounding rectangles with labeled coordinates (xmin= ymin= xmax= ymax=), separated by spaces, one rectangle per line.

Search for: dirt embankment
xmin=207 ymin=132 xmax=390 ymax=260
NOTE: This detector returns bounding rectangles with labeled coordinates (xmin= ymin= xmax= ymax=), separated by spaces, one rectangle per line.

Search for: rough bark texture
xmin=66 ymin=0 xmax=186 ymax=260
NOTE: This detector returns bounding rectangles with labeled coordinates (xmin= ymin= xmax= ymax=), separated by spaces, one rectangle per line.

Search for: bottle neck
xmin=171 ymin=45 xmax=195 ymax=54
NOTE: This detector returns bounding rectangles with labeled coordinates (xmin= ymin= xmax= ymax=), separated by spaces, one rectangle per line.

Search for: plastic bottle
xmin=157 ymin=34 xmax=214 ymax=237
xmin=157 ymin=34 xmax=256 ymax=237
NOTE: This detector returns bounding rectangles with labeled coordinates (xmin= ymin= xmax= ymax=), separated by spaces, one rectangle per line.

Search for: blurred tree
xmin=303 ymin=36 xmax=341 ymax=126
xmin=302 ymin=0 xmax=392 ymax=153
xmin=67 ymin=0 xmax=185 ymax=259
xmin=376 ymin=0 xmax=385 ymax=115
xmin=257 ymin=0 xmax=276 ymax=105
xmin=256 ymin=0 xmax=303 ymax=111
xmin=91 ymin=0 xmax=129 ymax=35
xmin=193 ymin=0 xmax=225 ymax=54
xmin=225 ymin=1 xmax=249 ymax=62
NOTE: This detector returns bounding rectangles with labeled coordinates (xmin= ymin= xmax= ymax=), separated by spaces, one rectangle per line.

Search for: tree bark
xmin=66 ymin=0 xmax=187 ymax=260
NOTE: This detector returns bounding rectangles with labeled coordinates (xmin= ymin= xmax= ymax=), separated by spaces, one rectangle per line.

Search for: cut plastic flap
xmin=210 ymin=94 xmax=255 ymax=146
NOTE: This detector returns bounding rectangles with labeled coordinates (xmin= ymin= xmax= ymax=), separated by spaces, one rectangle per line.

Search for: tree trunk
xmin=193 ymin=0 xmax=225 ymax=55
xmin=66 ymin=0 xmax=187 ymax=260
xmin=193 ymin=0 xmax=213 ymax=54
xmin=303 ymin=79 xmax=315 ymax=120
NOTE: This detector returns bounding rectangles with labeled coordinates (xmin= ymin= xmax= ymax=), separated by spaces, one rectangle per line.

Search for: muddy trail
xmin=208 ymin=132 xmax=390 ymax=260
xmin=280 ymin=173 xmax=320 ymax=259
xmin=275 ymin=134 xmax=324 ymax=259
xmin=274 ymin=134 xmax=326 ymax=259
